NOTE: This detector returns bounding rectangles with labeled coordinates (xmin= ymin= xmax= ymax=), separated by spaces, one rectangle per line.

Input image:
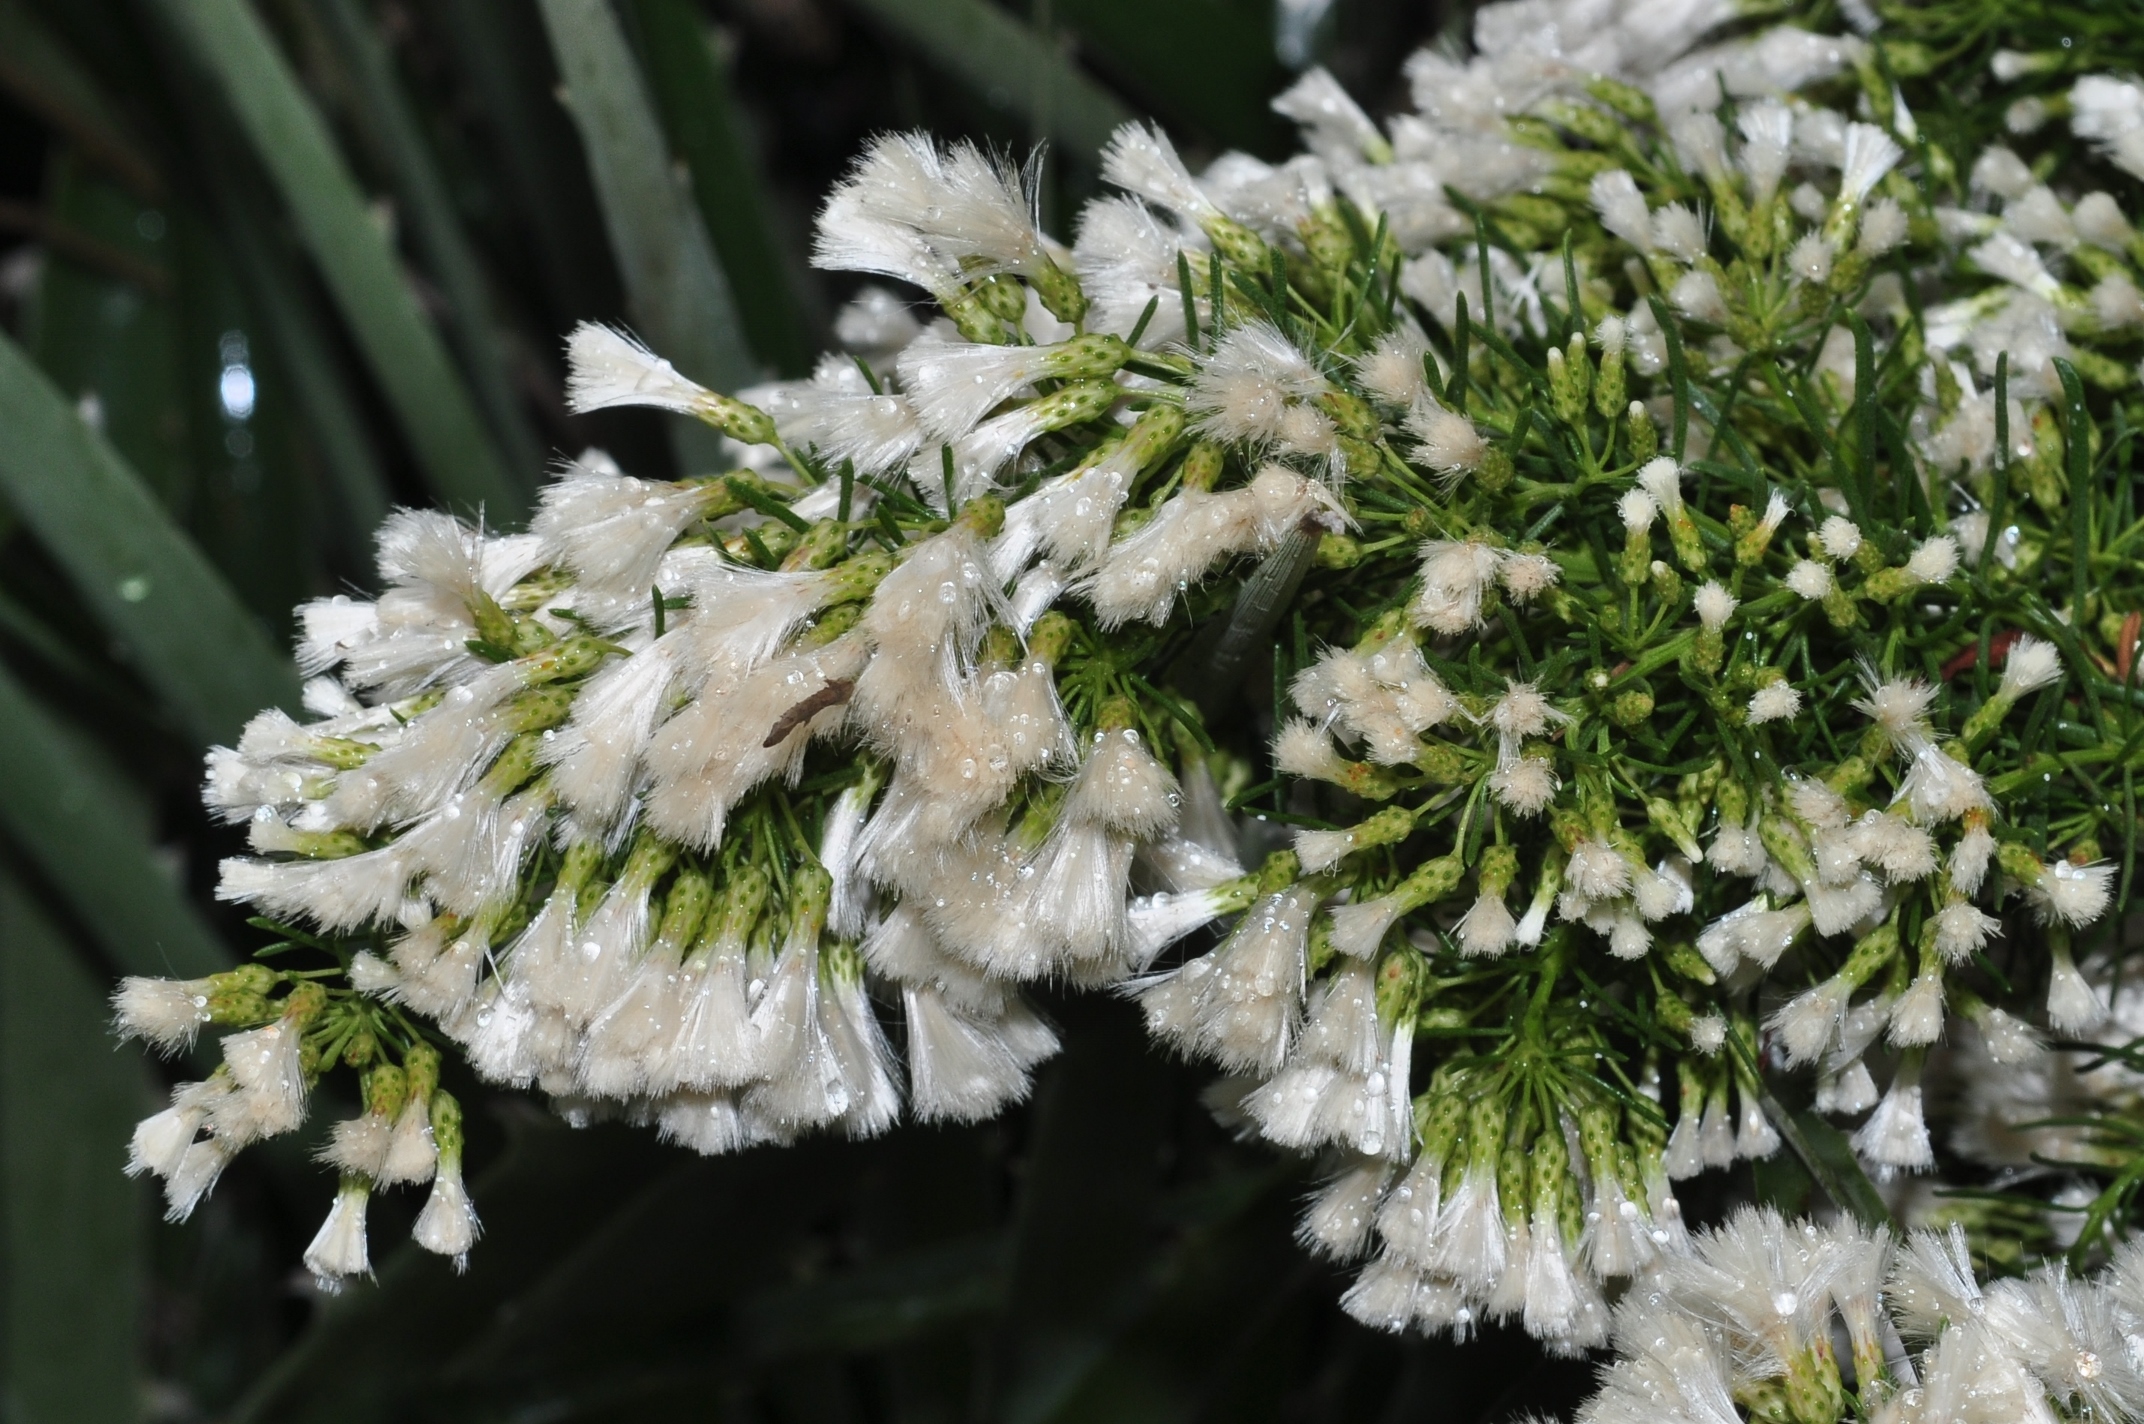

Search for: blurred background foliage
xmin=0 ymin=0 xmax=1629 ymax=1419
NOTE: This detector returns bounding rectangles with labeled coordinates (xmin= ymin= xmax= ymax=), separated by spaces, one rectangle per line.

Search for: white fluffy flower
xmin=1817 ymin=515 xmax=1863 ymax=559
xmin=302 ymin=1180 xmax=373 ymax=1291
xmin=2028 ymin=858 xmax=2116 ymax=928
xmin=111 ymin=975 xmax=218 ymax=1056
xmin=412 ymin=1159 xmax=481 ymax=1268
xmin=1590 ymin=169 xmax=1654 ymax=251
xmin=1410 ymin=540 xmax=1503 ymax=634
xmin=1790 ymin=231 xmax=1836 ymax=284
xmin=1852 ymin=1061 xmax=1934 ymax=1178
xmin=2000 ymin=635 xmax=2063 ymax=698
xmin=1747 ymin=683 xmax=1801 ymax=724
xmin=1692 ymin=581 xmax=1737 ymax=631
xmin=1187 ymin=322 xmax=1328 ymax=446
xmin=1785 ymin=560 xmax=1833 ymax=599
xmin=1906 ymin=535 xmax=1960 ymax=584
xmin=1617 ymin=488 xmax=1657 ymax=532
xmin=1405 ymin=399 xmax=1487 ymax=479
xmin=1932 ymin=901 xmax=2001 ymax=965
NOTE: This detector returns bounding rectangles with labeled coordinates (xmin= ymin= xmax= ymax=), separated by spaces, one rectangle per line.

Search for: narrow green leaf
xmin=0 ymin=0 xmax=162 ymax=199
xmin=1181 ymin=527 xmax=1319 ymax=722
xmin=0 ymin=866 xmax=149 ymax=1424
xmin=845 ymin=0 xmax=1138 ymax=160
xmin=1849 ymin=312 xmax=1879 ymax=521
xmin=435 ymin=0 xmax=622 ymax=323
xmin=0 ymin=329 xmax=299 ymax=743
xmin=315 ymin=0 xmax=547 ymax=483
xmin=0 ymin=656 xmax=230 ymax=978
xmin=195 ymin=152 xmax=394 ymax=538
xmin=538 ymin=0 xmax=754 ymax=472
xmin=1646 ymin=293 xmax=1690 ymax=464
xmin=1787 ymin=1109 xmax=1896 ymax=1231
xmin=990 ymin=1005 xmax=1172 ymax=1424
xmin=738 ymin=1234 xmax=1004 ymax=1357
xmin=23 ymin=153 xmax=190 ymax=514
xmin=1980 ymin=351 xmax=2011 ymax=593
xmin=630 ymin=0 xmax=815 ymax=377
xmin=2056 ymin=356 xmax=2092 ymax=624
xmin=147 ymin=0 xmax=523 ymax=517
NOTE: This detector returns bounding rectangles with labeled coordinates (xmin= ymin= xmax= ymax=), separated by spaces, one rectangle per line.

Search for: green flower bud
xmin=1548 ymin=333 xmax=1591 ymax=425
xmin=1477 ymin=843 xmax=1520 ymax=898
xmin=1627 ymin=402 xmax=1658 ymax=465
xmin=403 ymin=1041 xmax=442 ymax=1108
xmin=1611 ymin=689 xmax=1655 ymax=726
xmin=1594 ymin=340 xmax=1627 ymax=419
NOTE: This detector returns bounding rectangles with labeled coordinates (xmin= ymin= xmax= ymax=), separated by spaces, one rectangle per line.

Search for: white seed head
xmin=1589 ymin=169 xmax=1653 ymax=251
xmin=1907 ymin=536 xmax=1960 ymax=584
xmin=1670 ymin=269 xmax=1728 ymax=324
xmin=1497 ymin=552 xmax=1559 ymax=604
xmin=2046 ymin=948 xmax=2110 ymax=1033
xmin=1651 ymin=203 xmax=1708 ymax=263
xmin=1636 ymin=458 xmax=1685 ymax=514
xmin=1489 ymin=755 xmax=1559 ymax=817
xmin=1355 ymin=327 xmax=1432 ymax=407
xmin=2029 ymin=858 xmax=2116 ymax=928
xmin=563 ymin=323 xmax=716 ymax=416
xmin=1840 ymin=122 xmax=1904 ymax=204
xmin=1857 ymin=197 xmax=1909 ymax=257
xmin=1976 ymin=1006 xmax=2043 ymax=1065
xmin=1737 ymin=100 xmax=1794 ymax=204
xmin=1931 ymin=901 xmax=2000 ymax=965
xmin=1491 ymin=681 xmax=1557 ymax=739
xmin=1618 ymin=488 xmax=1659 ymax=532
xmin=1405 ymin=399 xmax=1487 ymax=478
xmin=1785 ymin=560 xmax=1833 ymax=599
xmin=2000 ymin=635 xmax=2063 ymax=699
xmin=1950 ymin=825 xmax=1996 ymax=895
xmin=1817 ymin=516 xmax=1863 ymax=559
xmin=112 ymin=976 xmax=215 ymax=1055
xmin=1789 ymin=231 xmax=1836 ymax=284
xmin=1887 ymin=969 xmax=1947 ymax=1047
xmin=1748 ymin=683 xmax=1802 ymax=724
xmin=2073 ymin=191 xmax=2136 ymax=250
xmin=1853 ymin=673 xmax=1938 ymax=741
xmin=1693 ymin=581 xmax=1737 ymax=631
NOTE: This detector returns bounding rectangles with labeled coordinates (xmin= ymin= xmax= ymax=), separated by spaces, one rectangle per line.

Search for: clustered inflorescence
xmin=108 ymin=0 xmax=2144 ymax=1415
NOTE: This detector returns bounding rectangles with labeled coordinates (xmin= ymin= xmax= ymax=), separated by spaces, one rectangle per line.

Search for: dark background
xmin=0 ymin=0 xmax=1607 ymax=1418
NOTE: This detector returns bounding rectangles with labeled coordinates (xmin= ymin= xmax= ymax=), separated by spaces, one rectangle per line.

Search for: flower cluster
xmin=1578 ymin=1207 xmax=2144 ymax=1424
xmin=110 ymin=0 xmax=2144 ymax=1373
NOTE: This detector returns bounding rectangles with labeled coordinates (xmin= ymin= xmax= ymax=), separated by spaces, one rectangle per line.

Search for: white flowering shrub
xmin=110 ymin=0 xmax=2144 ymax=1414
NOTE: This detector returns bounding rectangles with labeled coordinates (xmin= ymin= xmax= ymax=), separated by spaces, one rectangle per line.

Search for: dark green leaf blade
xmin=630 ymin=0 xmax=815 ymax=378
xmin=148 ymin=0 xmax=523 ymax=517
xmin=0 ymin=329 xmax=298 ymax=744
xmin=0 ymin=865 xmax=150 ymax=1424
xmin=0 ymin=655 xmax=231 ymax=978
xmin=846 ymin=0 xmax=1137 ymax=160
xmin=314 ymin=0 xmax=547 ymax=485
xmin=538 ymin=0 xmax=754 ymax=471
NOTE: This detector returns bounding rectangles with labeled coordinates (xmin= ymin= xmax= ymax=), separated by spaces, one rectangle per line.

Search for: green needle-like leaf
xmin=0 ymin=656 xmax=230 ymax=979
xmin=314 ymin=0 xmax=547 ymax=485
xmin=630 ymin=0 xmax=815 ymax=377
xmin=538 ymin=0 xmax=755 ymax=472
xmin=146 ymin=0 xmax=523 ymax=517
xmin=0 ymin=866 xmax=150 ymax=1424
xmin=0 ymin=330 xmax=298 ymax=745
xmin=0 ymin=0 xmax=162 ymax=199
xmin=846 ymin=0 xmax=1137 ymax=161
